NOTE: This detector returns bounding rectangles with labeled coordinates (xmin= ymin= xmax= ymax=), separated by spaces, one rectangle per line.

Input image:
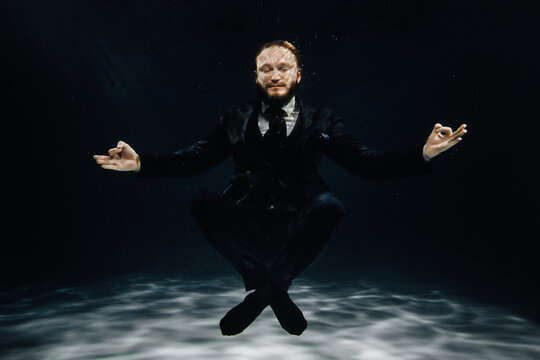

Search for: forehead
xmin=256 ymin=46 xmax=297 ymax=67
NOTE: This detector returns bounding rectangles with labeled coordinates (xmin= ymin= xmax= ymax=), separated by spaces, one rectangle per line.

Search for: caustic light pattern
xmin=1 ymin=277 xmax=539 ymax=360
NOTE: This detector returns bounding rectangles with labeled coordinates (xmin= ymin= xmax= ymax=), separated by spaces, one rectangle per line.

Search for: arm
xmin=93 ymin=115 xmax=232 ymax=177
xmin=323 ymin=112 xmax=466 ymax=180
xmin=136 ymin=116 xmax=232 ymax=177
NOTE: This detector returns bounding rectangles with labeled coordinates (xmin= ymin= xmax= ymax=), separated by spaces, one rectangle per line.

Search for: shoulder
xmin=223 ymin=100 xmax=258 ymax=118
xmin=301 ymin=102 xmax=338 ymax=125
xmin=216 ymin=100 xmax=257 ymax=133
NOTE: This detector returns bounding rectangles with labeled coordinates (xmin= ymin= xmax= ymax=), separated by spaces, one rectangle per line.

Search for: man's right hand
xmin=93 ymin=141 xmax=141 ymax=171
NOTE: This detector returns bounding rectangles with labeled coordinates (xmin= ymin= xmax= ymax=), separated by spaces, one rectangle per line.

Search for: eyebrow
xmin=258 ymin=62 xmax=295 ymax=69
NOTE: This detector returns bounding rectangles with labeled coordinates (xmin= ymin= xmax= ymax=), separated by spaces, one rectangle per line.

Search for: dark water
xmin=1 ymin=276 xmax=539 ymax=360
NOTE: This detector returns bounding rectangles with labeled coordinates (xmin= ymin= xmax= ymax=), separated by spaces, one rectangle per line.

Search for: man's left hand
xmin=423 ymin=123 xmax=468 ymax=160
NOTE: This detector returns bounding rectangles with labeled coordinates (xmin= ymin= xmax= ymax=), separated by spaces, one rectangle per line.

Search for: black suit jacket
xmin=137 ymin=97 xmax=432 ymax=211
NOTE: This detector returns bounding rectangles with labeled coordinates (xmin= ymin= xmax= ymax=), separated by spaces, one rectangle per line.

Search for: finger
xmin=96 ymin=157 xmax=122 ymax=165
xmin=437 ymin=137 xmax=463 ymax=153
xmin=93 ymin=155 xmax=111 ymax=160
xmin=436 ymin=126 xmax=452 ymax=133
xmin=454 ymin=124 xmax=467 ymax=132
xmin=430 ymin=123 xmax=442 ymax=135
xmin=101 ymin=164 xmax=119 ymax=170
xmin=449 ymin=124 xmax=467 ymax=137
xmin=117 ymin=140 xmax=128 ymax=148
xmin=449 ymin=127 xmax=467 ymax=141
xmin=444 ymin=137 xmax=463 ymax=150
xmin=436 ymin=126 xmax=453 ymax=136
xmin=95 ymin=157 xmax=114 ymax=165
xmin=99 ymin=158 xmax=122 ymax=167
xmin=108 ymin=147 xmax=123 ymax=157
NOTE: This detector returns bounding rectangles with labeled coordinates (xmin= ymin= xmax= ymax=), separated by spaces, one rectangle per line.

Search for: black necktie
xmin=263 ymin=106 xmax=288 ymax=149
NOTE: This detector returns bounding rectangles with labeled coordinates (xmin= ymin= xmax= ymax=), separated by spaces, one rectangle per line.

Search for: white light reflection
xmin=1 ymin=277 xmax=539 ymax=360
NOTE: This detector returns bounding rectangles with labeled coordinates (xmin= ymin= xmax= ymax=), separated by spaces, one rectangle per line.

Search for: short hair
xmin=254 ymin=40 xmax=302 ymax=69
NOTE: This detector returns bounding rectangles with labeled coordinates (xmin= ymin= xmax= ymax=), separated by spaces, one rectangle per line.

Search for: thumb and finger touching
xmin=93 ymin=140 xmax=138 ymax=171
xmin=108 ymin=147 xmax=123 ymax=158
xmin=426 ymin=123 xmax=468 ymax=156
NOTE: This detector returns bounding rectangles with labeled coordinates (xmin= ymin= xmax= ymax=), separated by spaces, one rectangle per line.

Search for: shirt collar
xmin=261 ymin=96 xmax=296 ymax=117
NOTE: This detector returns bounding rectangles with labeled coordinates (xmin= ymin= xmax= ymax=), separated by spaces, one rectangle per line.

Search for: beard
xmin=256 ymin=80 xmax=299 ymax=108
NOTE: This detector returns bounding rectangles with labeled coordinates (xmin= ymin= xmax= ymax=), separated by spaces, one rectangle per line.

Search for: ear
xmin=297 ymin=67 xmax=302 ymax=84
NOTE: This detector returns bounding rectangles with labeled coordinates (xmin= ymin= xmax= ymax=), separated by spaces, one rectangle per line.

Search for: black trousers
xmin=191 ymin=190 xmax=345 ymax=291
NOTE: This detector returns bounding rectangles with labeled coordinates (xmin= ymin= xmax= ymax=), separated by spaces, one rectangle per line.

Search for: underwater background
xmin=1 ymin=1 xmax=538 ymax=358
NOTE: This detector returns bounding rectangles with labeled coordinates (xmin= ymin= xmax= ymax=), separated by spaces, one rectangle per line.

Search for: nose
xmin=270 ymin=69 xmax=281 ymax=81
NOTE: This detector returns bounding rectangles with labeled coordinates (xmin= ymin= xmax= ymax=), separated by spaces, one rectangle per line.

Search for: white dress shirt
xmin=258 ymin=97 xmax=299 ymax=137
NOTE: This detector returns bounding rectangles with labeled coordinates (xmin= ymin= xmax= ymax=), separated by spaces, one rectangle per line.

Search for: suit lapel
xmin=237 ymin=97 xmax=316 ymax=152
xmin=230 ymin=100 xmax=257 ymax=145
xmin=288 ymin=97 xmax=314 ymax=141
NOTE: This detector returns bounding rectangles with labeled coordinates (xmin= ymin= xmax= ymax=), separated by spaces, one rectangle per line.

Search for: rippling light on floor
xmin=1 ymin=276 xmax=539 ymax=359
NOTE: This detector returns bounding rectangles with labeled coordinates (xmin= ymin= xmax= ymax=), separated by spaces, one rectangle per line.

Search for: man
xmin=94 ymin=40 xmax=467 ymax=336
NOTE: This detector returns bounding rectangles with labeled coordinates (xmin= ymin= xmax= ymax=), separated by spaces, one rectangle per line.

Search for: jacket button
xmin=268 ymin=205 xmax=275 ymax=210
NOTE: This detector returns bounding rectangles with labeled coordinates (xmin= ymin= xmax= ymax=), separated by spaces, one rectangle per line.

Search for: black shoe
xmin=219 ymin=289 xmax=271 ymax=336
xmin=270 ymin=291 xmax=307 ymax=335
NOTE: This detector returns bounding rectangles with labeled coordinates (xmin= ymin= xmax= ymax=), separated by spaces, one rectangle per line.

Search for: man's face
xmin=255 ymin=46 xmax=301 ymax=104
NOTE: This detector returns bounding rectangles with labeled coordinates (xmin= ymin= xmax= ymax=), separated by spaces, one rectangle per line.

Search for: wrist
xmin=134 ymin=155 xmax=141 ymax=172
xmin=423 ymin=144 xmax=433 ymax=161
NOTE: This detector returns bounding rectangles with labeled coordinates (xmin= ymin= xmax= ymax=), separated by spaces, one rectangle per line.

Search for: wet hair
xmin=254 ymin=40 xmax=302 ymax=69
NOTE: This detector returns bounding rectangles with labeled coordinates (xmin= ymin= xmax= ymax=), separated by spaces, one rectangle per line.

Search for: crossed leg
xmin=190 ymin=190 xmax=345 ymax=335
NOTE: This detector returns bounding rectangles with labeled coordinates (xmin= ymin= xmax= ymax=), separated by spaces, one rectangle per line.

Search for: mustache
xmin=255 ymin=80 xmax=299 ymax=107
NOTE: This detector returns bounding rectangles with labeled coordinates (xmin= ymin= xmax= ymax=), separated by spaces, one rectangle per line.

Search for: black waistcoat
xmin=223 ymin=99 xmax=331 ymax=211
